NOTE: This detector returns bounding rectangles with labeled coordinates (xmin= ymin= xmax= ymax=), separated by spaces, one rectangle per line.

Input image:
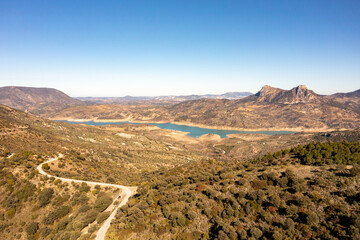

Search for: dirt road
xmin=37 ymin=155 xmax=136 ymax=240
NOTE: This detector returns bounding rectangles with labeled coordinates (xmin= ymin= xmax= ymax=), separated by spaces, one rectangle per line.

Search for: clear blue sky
xmin=1 ymin=0 xmax=359 ymax=97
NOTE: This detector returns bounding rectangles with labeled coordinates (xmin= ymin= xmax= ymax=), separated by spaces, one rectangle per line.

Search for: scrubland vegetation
xmin=1 ymin=105 xmax=360 ymax=239
xmin=108 ymin=141 xmax=360 ymax=239
xmin=0 ymin=150 xmax=118 ymax=240
xmin=0 ymin=105 xmax=201 ymax=239
xmin=0 ymin=105 xmax=202 ymax=186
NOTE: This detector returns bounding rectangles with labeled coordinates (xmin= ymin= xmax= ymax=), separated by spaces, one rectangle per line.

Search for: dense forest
xmin=108 ymin=141 xmax=360 ymax=239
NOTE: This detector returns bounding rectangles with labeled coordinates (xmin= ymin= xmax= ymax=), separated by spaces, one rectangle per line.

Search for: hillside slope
xmin=108 ymin=140 xmax=360 ymax=239
xmin=1 ymin=104 xmax=360 ymax=239
xmin=167 ymin=85 xmax=360 ymax=131
xmin=0 ymin=86 xmax=87 ymax=115
xmin=326 ymin=89 xmax=360 ymax=115
xmin=0 ymin=104 xmax=201 ymax=185
xmin=0 ymin=105 xmax=202 ymax=239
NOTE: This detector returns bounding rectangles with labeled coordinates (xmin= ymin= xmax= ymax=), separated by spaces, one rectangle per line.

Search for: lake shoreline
xmin=50 ymin=117 xmax=340 ymax=133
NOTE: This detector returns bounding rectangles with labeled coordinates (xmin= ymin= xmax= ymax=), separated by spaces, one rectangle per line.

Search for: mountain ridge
xmin=330 ymin=89 xmax=360 ymax=98
xmin=0 ymin=86 xmax=87 ymax=115
xmin=253 ymin=85 xmax=323 ymax=104
xmin=76 ymin=91 xmax=253 ymax=103
xmin=165 ymin=85 xmax=360 ymax=130
xmin=47 ymin=84 xmax=360 ymax=131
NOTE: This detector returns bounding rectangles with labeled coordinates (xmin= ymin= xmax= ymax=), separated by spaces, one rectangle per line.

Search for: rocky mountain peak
xmin=254 ymin=85 xmax=285 ymax=102
xmin=254 ymin=85 xmax=322 ymax=104
xmin=255 ymin=85 xmax=282 ymax=97
xmin=286 ymin=85 xmax=321 ymax=104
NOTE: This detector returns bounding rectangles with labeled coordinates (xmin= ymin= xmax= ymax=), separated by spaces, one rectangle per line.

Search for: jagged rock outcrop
xmin=254 ymin=85 xmax=285 ymax=103
xmin=163 ymin=85 xmax=360 ymax=130
xmin=254 ymin=85 xmax=322 ymax=104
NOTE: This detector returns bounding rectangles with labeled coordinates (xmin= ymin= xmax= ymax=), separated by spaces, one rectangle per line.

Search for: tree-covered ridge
xmin=108 ymin=141 xmax=360 ymax=240
xmin=292 ymin=141 xmax=360 ymax=165
xmin=258 ymin=141 xmax=360 ymax=166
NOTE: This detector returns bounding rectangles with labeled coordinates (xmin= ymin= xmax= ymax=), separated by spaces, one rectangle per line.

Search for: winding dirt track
xmin=37 ymin=155 xmax=136 ymax=240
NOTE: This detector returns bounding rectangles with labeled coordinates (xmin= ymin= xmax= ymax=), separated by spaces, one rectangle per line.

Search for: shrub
xmin=277 ymin=177 xmax=288 ymax=188
xmin=251 ymin=180 xmax=268 ymax=190
xmin=176 ymin=214 xmax=187 ymax=227
xmin=38 ymin=188 xmax=54 ymax=207
xmin=350 ymin=165 xmax=360 ymax=177
xmin=285 ymin=205 xmax=298 ymax=215
xmin=168 ymin=212 xmax=187 ymax=227
xmin=94 ymin=194 xmax=113 ymax=212
xmin=52 ymin=194 xmax=69 ymax=206
xmin=77 ymin=204 xmax=91 ymax=214
xmin=25 ymin=222 xmax=38 ymax=236
xmin=71 ymin=192 xmax=89 ymax=205
xmin=42 ymin=163 xmax=50 ymax=170
xmin=237 ymin=229 xmax=247 ymax=239
xmin=284 ymin=218 xmax=295 ymax=231
xmin=43 ymin=205 xmax=71 ymax=225
xmin=6 ymin=208 xmax=16 ymax=218
xmin=41 ymin=227 xmax=52 ymax=237
xmin=306 ymin=212 xmax=319 ymax=226
xmin=250 ymin=227 xmax=263 ymax=239
xmin=272 ymin=231 xmax=283 ymax=240
xmin=97 ymin=211 xmax=111 ymax=224
xmin=73 ymin=210 xmax=98 ymax=230
xmin=185 ymin=210 xmax=197 ymax=220
xmin=79 ymin=182 xmax=90 ymax=193
xmin=269 ymin=194 xmax=281 ymax=208
xmin=56 ymin=217 xmax=71 ymax=232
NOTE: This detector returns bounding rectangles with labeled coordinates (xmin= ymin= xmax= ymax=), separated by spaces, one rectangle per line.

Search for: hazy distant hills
xmin=77 ymin=92 xmax=253 ymax=104
xmin=46 ymin=84 xmax=360 ymax=131
xmin=0 ymin=86 xmax=87 ymax=115
xmin=2 ymin=85 xmax=360 ymax=131
xmin=330 ymin=89 xmax=360 ymax=98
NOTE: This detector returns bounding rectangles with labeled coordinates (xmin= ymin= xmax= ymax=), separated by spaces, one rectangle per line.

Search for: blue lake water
xmin=58 ymin=120 xmax=295 ymax=138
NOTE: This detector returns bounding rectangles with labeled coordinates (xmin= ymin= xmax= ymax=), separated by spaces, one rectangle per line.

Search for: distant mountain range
xmin=77 ymin=92 xmax=253 ymax=103
xmin=1 ymin=85 xmax=360 ymax=131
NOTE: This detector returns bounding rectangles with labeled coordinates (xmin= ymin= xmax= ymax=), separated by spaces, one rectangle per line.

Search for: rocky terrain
xmin=250 ymin=85 xmax=323 ymax=104
xmin=2 ymin=85 xmax=359 ymax=132
xmin=1 ymin=101 xmax=360 ymax=239
xmin=43 ymin=85 xmax=360 ymax=132
xmin=166 ymin=85 xmax=360 ymax=131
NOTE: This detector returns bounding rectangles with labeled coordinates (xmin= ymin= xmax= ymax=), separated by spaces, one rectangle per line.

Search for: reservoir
xmin=59 ymin=120 xmax=295 ymax=138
